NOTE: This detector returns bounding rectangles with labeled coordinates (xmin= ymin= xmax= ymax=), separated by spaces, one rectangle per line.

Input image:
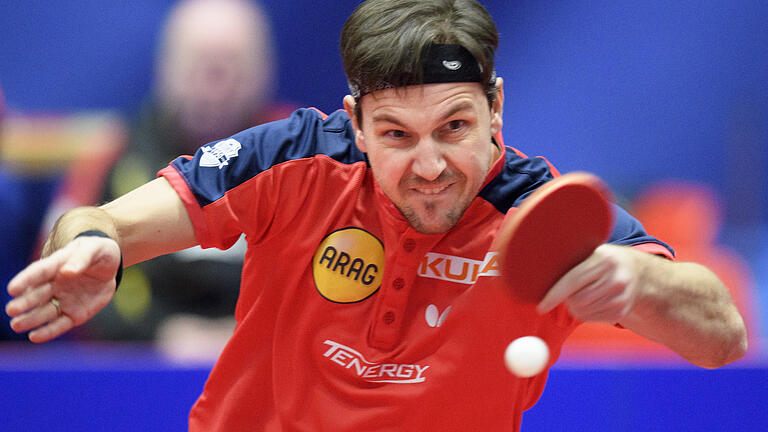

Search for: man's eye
xmin=447 ymin=120 xmax=466 ymax=131
xmin=386 ymin=130 xmax=407 ymax=139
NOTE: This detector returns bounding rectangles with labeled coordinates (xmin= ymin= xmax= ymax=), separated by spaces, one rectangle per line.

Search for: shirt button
xmin=403 ymin=238 xmax=416 ymax=252
xmin=393 ymin=277 xmax=405 ymax=290
xmin=383 ymin=311 xmax=396 ymax=325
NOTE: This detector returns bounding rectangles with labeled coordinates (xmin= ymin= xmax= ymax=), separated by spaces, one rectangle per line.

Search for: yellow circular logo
xmin=313 ymin=227 xmax=385 ymax=303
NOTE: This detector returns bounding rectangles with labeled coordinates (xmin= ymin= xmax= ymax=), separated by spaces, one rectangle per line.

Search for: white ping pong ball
xmin=504 ymin=336 xmax=550 ymax=378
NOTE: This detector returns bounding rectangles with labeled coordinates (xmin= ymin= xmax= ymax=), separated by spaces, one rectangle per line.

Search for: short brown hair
xmin=340 ymin=0 xmax=499 ymax=111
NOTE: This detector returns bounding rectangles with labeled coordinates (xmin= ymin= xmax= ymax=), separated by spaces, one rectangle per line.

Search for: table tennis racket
xmin=496 ymin=172 xmax=614 ymax=304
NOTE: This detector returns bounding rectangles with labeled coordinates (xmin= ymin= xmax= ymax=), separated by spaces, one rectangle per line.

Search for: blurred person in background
xmin=84 ymin=0 xmax=294 ymax=359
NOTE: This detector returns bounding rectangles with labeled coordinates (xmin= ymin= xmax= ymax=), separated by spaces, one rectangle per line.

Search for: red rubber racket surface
xmin=497 ymin=172 xmax=614 ymax=304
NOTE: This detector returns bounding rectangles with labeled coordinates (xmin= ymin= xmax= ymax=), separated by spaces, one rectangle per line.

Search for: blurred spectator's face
xmin=157 ymin=0 xmax=274 ymax=146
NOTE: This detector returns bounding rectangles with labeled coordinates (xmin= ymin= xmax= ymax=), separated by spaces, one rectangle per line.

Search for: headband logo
xmin=442 ymin=60 xmax=462 ymax=71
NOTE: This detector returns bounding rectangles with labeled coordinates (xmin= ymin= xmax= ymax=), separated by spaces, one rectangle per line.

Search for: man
xmin=6 ymin=0 xmax=746 ymax=430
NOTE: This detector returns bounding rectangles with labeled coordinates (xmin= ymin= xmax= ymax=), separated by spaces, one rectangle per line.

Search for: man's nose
xmin=411 ymin=138 xmax=447 ymax=181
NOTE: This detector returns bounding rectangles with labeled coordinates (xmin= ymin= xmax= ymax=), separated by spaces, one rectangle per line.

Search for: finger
xmin=536 ymin=246 xmax=608 ymax=314
xmin=7 ymin=246 xmax=74 ymax=296
xmin=537 ymin=251 xmax=607 ymax=314
xmin=563 ymin=261 xmax=624 ymax=305
xmin=28 ymin=314 xmax=74 ymax=344
xmin=564 ymin=270 xmax=634 ymax=323
xmin=10 ymin=298 xmax=60 ymax=334
xmin=5 ymin=282 xmax=53 ymax=318
xmin=561 ymin=281 xmax=605 ymax=313
xmin=572 ymin=286 xmax=635 ymax=323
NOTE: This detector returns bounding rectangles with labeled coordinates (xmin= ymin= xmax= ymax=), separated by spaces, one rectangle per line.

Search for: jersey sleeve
xmin=482 ymin=149 xmax=675 ymax=259
xmin=158 ymin=108 xmax=362 ymax=250
xmin=609 ymin=204 xmax=675 ymax=258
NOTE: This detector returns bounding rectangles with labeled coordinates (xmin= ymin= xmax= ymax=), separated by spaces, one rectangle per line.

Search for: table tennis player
xmin=6 ymin=1 xmax=747 ymax=430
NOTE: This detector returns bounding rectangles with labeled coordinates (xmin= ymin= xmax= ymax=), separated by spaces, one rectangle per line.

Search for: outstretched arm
xmin=538 ymin=244 xmax=748 ymax=368
xmin=6 ymin=177 xmax=197 ymax=342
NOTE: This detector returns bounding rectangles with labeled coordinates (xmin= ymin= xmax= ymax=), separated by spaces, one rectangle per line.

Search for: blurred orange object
xmin=563 ymin=180 xmax=759 ymax=360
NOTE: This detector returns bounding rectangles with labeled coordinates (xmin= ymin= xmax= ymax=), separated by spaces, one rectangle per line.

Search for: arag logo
xmin=313 ymin=227 xmax=385 ymax=303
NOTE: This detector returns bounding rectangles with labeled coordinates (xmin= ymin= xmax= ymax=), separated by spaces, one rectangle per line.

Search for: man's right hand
xmin=5 ymin=236 xmax=121 ymax=343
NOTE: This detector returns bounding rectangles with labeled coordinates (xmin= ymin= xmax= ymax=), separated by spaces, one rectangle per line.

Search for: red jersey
xmin=159 ymin=108 xmax=672 ymax=431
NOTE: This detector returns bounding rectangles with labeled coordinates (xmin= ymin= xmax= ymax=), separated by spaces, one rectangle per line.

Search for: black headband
xmin=348 ymin=43 xmax=496 ymax=99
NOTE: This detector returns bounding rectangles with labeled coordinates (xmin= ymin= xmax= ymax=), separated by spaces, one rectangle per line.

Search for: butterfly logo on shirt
xmin=425 ymin=304 xmax=452 ymax=328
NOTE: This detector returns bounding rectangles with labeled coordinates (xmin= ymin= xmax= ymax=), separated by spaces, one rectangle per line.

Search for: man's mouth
xmin=413 ymin=183 xmax=451 ymax=195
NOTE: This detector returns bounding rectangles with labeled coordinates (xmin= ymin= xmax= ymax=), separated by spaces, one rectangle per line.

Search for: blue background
xmin=2 ymin=1 xmax=766 ymax=227
xmin=0 ymin=343 xmax=765 ymax=431
xmin=1 ymin=1 xmax=767 ymax=430
xmin=1 ymin=1 xmax=767 ymax=197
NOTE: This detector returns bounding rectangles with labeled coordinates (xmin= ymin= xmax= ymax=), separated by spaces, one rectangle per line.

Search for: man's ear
xmin=490 ymin=77 xmax=504 ymax=136
xmin=343 ymin=95 xmax=366 ymax=153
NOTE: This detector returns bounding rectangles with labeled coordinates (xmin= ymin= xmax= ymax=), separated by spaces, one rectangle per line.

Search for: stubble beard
xmin=398 ymin=200 xmax=464 ymax=234
xmin=390 ymin=169 xmax=471 ymax=234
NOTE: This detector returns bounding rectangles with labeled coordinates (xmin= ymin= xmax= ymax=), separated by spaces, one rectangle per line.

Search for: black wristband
xmin=74 ymin=230 xmax=123 ymax=290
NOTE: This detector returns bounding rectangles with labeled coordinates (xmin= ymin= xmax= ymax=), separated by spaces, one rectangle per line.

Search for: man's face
xmin=345 ymin=81 xmax=503 ymax=234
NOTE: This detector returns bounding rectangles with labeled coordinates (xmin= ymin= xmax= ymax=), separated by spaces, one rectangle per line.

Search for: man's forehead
xmin=362 ymin=82 xmax=485 ymax=113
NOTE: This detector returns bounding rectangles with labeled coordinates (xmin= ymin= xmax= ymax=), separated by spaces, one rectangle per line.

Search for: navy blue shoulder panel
xmin=479 ymin=149 xmax=556 ymax=214
xmin=608 ymin=205 xmax=674 ymax=254
xmin=169 ymin=108 xmax=363 ymax=207
xmin=480 ymin=148 xmax=673 ymax=254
